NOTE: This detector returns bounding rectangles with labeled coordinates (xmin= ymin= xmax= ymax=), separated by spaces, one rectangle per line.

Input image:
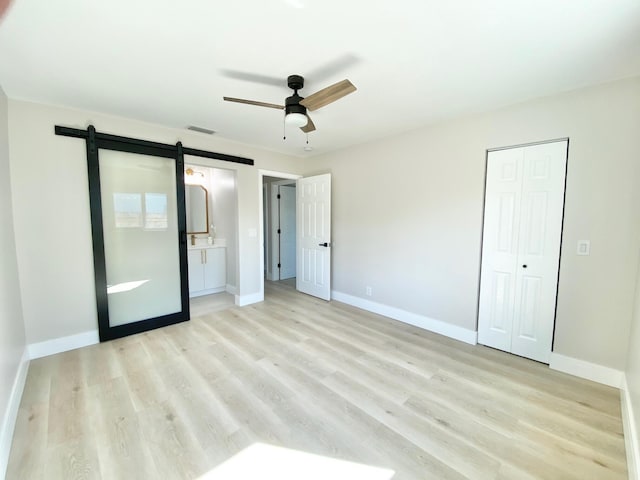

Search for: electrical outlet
xmin=577 ymin=240 xmax=590 ymax=256
xmin=366 ymin=286 xmax=372 ymax=296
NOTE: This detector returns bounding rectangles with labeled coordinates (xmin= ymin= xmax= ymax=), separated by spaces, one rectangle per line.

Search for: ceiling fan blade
xmin=305 ymin=54 xmax=361 ymax=83
xmin=220 ymin=70 xmax=283 ymax=87
xmin=300 ymin=115 xmax=316 ymax=133
xmin=299 ymin=79 xmax=356 ymax=111
xmin=223 ymin=97 xmax=284 ymax=110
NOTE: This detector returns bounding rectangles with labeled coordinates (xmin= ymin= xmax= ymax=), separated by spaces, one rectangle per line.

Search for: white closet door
xmin=477 ymin=148 xmax=524 ymax=352
xmin=478 ymin=140 xmax=567 ymax=364
xmin=510 ymin=141 xmax=567 ymax=362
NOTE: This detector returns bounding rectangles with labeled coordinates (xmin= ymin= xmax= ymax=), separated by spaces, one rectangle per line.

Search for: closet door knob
xmin=522 ymin=264 xmax=528 ymax=268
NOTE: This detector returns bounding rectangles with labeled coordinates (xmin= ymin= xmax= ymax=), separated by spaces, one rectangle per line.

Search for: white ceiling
xmin=1 ymin=0 xmax=639 ymax=157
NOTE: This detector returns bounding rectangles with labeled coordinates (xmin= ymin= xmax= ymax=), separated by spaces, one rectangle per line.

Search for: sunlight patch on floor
xmin=197 ymin=443 xmax=395 ymax=480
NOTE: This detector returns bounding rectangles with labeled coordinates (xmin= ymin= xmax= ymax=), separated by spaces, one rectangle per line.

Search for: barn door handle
xmin=319 ymin=242 xmax=330 ymax=247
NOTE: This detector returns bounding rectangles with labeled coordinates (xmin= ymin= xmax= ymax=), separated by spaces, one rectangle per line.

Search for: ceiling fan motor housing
xmin=285 ymin=93 xmax=306 ymax=116
xmin=287 ymin=74 xmax=304 ymax=91
xmin=286 ymin=75 xmax=306 ymax=116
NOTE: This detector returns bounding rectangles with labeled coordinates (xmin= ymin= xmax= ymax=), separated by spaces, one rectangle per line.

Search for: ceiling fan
xmin=223 ymin=74 xmax=356 ymax=133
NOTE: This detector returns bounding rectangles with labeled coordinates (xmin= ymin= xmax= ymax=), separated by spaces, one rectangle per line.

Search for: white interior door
xmin=296 ymin=174 xmax=331 ymax=300
xmin=478 ymin=140 xmax=567 ymax=363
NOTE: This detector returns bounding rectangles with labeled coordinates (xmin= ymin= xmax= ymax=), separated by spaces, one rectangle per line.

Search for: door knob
xmin=522 ymin=264 xmax=528 ymax=268
xmin=319 ymin=242 xmax=329 ymax=247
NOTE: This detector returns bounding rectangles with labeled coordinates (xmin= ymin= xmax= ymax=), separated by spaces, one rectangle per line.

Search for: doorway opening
xmin=184 ymin=161 xmax=238 ymax=317
xmin=265 ymin=179 xmax=296 ymax=282
xmin=259 ymin=170 xmax=302 ymax=298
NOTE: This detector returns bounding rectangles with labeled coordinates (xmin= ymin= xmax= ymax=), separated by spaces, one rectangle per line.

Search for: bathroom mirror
xmin=185 ymin=185 xmax=209 ymax=234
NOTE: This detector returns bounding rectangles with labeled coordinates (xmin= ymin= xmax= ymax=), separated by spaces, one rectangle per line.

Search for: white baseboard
xmin=265 ymin=272 xmax=278 ymax=282
xmin=226 ymin=284 xmax=238 ymax=295
xmin=28 ymin=330 xmax=99 ymax=360
xmin=622 ymin=374 xmax=639 ymax=480
xmin=189 ymin=286 xmax=226 ymax=298
xmin=235 ymin=292 xmax=264 ymax=307
xmin=331 ymin=291 xmax=478 ymax=345
xmin=0 ymin=348 xmax=29 ymax=480
xmin=549 ymin=353 xmax=623 ymax=388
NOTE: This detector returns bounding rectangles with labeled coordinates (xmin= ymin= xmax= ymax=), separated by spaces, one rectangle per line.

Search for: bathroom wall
xmin=209 ymin=167 xmax=238 ymax=291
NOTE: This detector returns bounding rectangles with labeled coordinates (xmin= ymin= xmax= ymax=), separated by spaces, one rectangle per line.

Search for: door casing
xmin=258 ymin=170 xmax=302 ymax=299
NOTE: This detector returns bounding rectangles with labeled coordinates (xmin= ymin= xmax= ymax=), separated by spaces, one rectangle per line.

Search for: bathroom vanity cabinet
xmin=187 ymin=245 xmax=226 ymax=297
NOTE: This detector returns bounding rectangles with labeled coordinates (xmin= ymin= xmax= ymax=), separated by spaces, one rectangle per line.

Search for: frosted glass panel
xmin=99 ymin=150 xmax=182 ymax=327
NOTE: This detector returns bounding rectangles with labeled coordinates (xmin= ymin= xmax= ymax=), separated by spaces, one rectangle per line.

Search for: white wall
xmin=0 ymin=86 xmax=27 ymax=477
xmin=7 ymin=99 xmax=305 ymax=345
xmin=209 ymin=167 xmax=238 ymax=290
xmin=624 ymin=151 xmax=640 ymax=476
xmin=626 ymin=254 xmax=640 ymax=477
xmin=309 ymin=76 xmax=640 ymax=370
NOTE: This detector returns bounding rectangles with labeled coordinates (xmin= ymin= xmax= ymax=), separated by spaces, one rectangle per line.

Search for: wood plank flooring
xmin=188 ymin=292 xmax=235 ymax=318
xmin=6 ymin=281 xmax=627 ymax=479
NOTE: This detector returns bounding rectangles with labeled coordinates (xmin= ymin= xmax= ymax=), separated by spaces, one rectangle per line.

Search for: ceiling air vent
xmin=187 ymin=125 xmax=216 ymax=135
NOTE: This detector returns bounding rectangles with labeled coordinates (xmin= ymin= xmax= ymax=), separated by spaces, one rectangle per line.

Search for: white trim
xmin=0 ymin=348 xmax=29 ymax=480
xmin=622 ymin=374 xmax=640 ymax=480
xmin=28 ymin=330 xmax=99 ymax=360
xmin=270 ymin=183 xmax=280 ymax=281
xmin=226 ymin=284 xmax=238 ymax=295
xmin=331 ymin=291 xmax=478 ymax=345
xmin=265 ymin=272 xmax=278 ymax=282
xmin=487 ymin=137 xmax=570 ymax=153
xmin=549 ymin=353 xmax=623 ymax=388
xmin=235 ymin=292 xmax=264 ymax=307
xmin=189 ymin=286 xmax=226 ymax=298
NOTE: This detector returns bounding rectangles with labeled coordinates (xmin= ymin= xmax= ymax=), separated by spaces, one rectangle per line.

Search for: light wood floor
xmin=7 ymin=282 xmax=627 ymax=479
xmin=278 ymin=277 xmax=296 ymax=288
xmin=189 ymin=292 xmax=235 ymax=318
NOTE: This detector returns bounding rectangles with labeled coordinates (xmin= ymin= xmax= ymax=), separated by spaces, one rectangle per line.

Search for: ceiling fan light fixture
xmin=284 ymin=101 xmax=308 ymax=127
xmin=285 ymin=112 xmax=308 ymax=127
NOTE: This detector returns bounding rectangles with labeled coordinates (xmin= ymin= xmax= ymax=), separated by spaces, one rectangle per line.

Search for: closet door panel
xmin=511 ymin=141 xmax=567 ymax=363
xmin=477 ymin=148 xmax=523 ymax=351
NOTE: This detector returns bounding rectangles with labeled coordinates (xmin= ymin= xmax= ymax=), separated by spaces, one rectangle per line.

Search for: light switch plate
xmin=577 ymin=240 xmax=590 ymax=256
